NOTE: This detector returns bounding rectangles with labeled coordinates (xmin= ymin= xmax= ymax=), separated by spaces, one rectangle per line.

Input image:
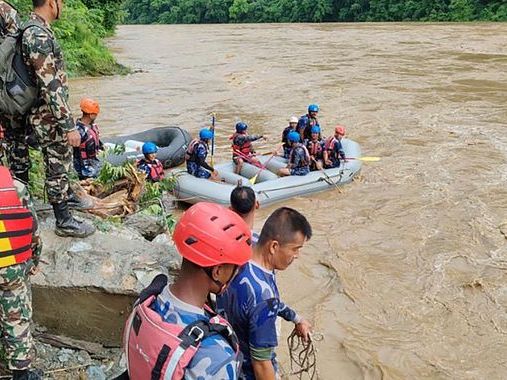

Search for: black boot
xmin=11 ymin=369 xmax=43 ymax=380
xmin=67 ymin=187 xmax=94 ymax=209
xmin=52 ymin=201 xmax=95 ymax=238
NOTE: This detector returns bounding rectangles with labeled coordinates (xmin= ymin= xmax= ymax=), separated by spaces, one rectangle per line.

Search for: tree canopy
xmin=123 ymin=0 xmax=507 ymax=24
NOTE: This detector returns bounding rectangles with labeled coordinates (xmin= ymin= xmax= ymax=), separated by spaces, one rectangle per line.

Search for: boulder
xmin=32 ymin=213 xmax=180 ymax=346
xmin=123 ymin=212 xmax=166 ymax=241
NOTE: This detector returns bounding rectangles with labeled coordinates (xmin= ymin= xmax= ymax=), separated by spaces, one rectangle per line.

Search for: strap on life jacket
xmin=78 ymin=123 xmax=100 ymax=160
xmin=148 ymin=160 xmax=164 ymax=182
xmin=185 ymin=139 xmax=207 ymax=162
xmin=289 ymin=143 xmax=310 ymax=168
xmin=231 ymin=132 xmax=253 ymax=158
xmin=0 ymin=166 xmax=33 ymax=268
xmin=124 ymin=274 xmax=240 ymax=380
xmin=306 ymin=139 xmax=323 ymax=157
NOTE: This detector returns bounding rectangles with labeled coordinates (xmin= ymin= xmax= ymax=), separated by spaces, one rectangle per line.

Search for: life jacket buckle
xmin=188 ymin=326 xmax=205 ymax=342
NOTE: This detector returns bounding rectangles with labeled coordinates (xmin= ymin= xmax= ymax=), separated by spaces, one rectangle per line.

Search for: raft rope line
xmin=285 ymin=330 xmax=322 ymax=380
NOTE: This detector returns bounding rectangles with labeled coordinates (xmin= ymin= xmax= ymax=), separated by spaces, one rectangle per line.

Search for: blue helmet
xmin=311 ymin=125 xmax=321 ymax=134
xmin=308 ymin=104 xmax=319 ymax=113
xmin=235 ymin=122 xmax=248 ymax=132
xmin=142 ymin=142 xmax=158 ymax=155
xmin=287 ymin=131 xmax=301 ymax=143
xmin=199 ymin=128 xmax=213 ymax=140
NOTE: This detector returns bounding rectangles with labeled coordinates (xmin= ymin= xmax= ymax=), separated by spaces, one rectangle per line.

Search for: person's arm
xmin=23 ymin=28 xmax=75 ymax=133
xmin=247 ymin=134 xmax=263 ymax=142
xmin=196 ymin=146 xmax=214 ymax=172
xmin=252 ymin=358 xmax=276 ymax=380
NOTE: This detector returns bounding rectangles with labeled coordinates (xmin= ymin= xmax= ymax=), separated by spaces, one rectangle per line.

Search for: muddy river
xmin=71 ymin=23 xmax=507 ymax=379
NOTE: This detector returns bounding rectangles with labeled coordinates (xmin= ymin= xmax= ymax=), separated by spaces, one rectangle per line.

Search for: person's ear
xmin=269 ymin=240 xmax=279 ymax=255
xmin=255 ymin=200 xmax=260 ymax=210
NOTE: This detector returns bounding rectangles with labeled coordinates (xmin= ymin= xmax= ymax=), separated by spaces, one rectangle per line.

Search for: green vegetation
xmin=123 ymin=0 xmax=507 ymax=23
xmin=10 ymin=0 xmax=127 ymax=76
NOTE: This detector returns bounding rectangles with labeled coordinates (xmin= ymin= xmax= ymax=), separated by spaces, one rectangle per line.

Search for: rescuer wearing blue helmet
xmin=185 ymin=128 xmax=219 ymax=180
xmin=137 ymin=142 xmax=165 ymax=182
xmin=297 ymin=104 xmax=320 ymax=141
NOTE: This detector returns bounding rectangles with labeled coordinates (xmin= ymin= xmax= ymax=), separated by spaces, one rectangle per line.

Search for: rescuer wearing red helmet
xmin=121 ymin=202 xmax=252 ymax=380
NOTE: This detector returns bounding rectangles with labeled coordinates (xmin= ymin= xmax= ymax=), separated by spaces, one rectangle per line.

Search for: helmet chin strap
xmin=204 ymin=266 xmax=236 ymax=295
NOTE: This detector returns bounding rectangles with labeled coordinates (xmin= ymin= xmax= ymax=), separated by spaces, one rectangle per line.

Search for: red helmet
xmin=173 ymin=202 xmax=252 ymax=267
xmin=335 ymin=125 xmax=346 ymax=136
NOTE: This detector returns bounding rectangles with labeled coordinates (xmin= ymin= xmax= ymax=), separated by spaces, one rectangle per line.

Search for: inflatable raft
xmin=103 ymin=127 xmax=192 ymax=168
xmin=172 ymin=138 xmax=362 ymax=207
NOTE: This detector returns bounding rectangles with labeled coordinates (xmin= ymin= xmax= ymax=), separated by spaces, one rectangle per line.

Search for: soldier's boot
xmin=11 ymin=369 xmax=44 ymax=380
xmin=66 ymin=187 xmax=94 ymax=209
xmin=52 ymin=201 xmax=95 ymax=238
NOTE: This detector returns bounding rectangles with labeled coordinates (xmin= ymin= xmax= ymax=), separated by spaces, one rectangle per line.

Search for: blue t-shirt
xmin=217 ymin=261 xmax=299 ymax=380
xmin=153 ymin=286 xmax=240 ymax=379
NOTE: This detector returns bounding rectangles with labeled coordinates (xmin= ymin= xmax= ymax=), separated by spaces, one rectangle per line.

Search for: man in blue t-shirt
xmin=217 ymin=207 xmax=313 ymax=380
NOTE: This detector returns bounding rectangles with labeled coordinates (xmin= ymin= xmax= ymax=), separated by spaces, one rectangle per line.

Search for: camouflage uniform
xmin=0 ymin=178 xmax=41 ymax=371
xmin=19 ymin=13 xmax=75 ymax=203
xmin=0 ymin=2 xmax=31 ymax=180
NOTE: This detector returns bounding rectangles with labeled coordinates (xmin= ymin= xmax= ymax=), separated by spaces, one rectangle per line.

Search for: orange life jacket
xmin=0 ymin=167 xmax=33 ymax=269
xmin=230 ymin=132 xmax=253 ymax=158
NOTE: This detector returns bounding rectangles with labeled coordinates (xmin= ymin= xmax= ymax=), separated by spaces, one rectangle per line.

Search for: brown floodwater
xmin=71 ymin=23 xmax=507 ymax=379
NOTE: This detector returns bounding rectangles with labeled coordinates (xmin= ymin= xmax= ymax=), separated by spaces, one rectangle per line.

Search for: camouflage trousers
xmin=0 ymin=114 xmax=31 ymax=179
xmin=2 ymin=114 xmax=72 ymax=204
xmin=0 ymin=262 xmax=34 ymax=370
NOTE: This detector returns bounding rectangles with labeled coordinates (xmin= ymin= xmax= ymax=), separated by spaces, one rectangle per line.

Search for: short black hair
xmin=257 ymin=207 xmax=312 ymax=246
xmin=33 ymin=0 xmax=46 ymax=8
xmin=230 ymin=186 xmax=256 ymax=215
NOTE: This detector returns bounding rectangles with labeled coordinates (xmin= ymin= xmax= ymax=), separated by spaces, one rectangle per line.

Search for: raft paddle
xmin=249 ymin=154 xmax=276 ymax=184
xmin=210 ymin=113 xmax=216 ymax=167
xmin=345 ymin=156 xmax=380 ymax=162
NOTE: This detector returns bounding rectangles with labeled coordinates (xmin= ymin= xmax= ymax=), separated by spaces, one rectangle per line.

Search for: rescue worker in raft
xmin=278 ymin=131 xmax=310 ymax=177
xmin=281 ymin=116 xmax=299 ymax=159
xmin=121 ymin=202 xmax=252 ymax=379
xmin=137 ymin=142 xmax=165 ymax=182
xmin=304 ymin=124 xmax=325 ymax=171
xmin=185 ymin=128 xmax=219 ymax=180
xmin=73 ymin=98 xmax=104 ymax=179
xmin=297 ymin=104 xmax=319 ymax=141
xmin=323 ymin=125 xmax=347 ymax=169
xmin=231 ymin=122 xmax=264 ymax=174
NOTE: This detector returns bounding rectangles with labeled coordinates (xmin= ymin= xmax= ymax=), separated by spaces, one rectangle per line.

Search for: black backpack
xmin=0 ymin=19 xmax=50 ymax=116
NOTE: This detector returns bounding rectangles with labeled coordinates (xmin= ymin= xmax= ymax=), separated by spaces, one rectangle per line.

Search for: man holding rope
xmin=217 ymin=207 xmax=313 ymax=380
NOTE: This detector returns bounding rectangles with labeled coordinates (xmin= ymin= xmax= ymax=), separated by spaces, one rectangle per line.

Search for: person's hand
xmin=66 ymin=130 xmax=81 ymax=147
xmin=295 ymin=319 xmax=312 ymax=343
xmin=325 ymin=159 xmax=332 ymax=166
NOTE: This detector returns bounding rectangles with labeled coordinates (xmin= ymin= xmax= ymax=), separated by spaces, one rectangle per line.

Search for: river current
xmin=72 ymin=23 xmax=507 ymax=379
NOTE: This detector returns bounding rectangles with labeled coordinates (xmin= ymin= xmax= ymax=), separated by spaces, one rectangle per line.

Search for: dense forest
xmin=10 ymin=0 xmax=125 ymax=76
xmin=123 ymin=0 xmax=507 ymax=24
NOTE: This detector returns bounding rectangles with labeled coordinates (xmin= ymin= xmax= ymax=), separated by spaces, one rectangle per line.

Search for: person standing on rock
xmin=0 ymin=166 xmax=43 ymax=380
xmin=3 ymin=0 xmax=94 ymax=238
xmin=121 ymin=202 xmax=252 ymax=379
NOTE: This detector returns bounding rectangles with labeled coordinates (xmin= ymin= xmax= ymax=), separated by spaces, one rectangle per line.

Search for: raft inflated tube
xmin=103 ymin=127 xmax=192 ymax=168
xmin=172 ymin=138 xmax=362 ymax=207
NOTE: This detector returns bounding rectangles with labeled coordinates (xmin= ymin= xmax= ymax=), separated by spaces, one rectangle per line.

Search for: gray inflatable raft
xmin=103 ymin=127 xmax=191 ymax=168
xmin=172 ymin=139 xmax=362 ymax=207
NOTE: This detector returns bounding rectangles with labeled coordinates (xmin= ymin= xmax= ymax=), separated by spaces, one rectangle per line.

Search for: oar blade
xmin=249 ymin=174 xmax=258 ymax=185
xmin=358 ymin=156 xmax=380 ymax=162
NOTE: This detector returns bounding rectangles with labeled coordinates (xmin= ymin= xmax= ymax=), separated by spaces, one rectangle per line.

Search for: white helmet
xmin=289 ymin=116 xmax=298 ymax=124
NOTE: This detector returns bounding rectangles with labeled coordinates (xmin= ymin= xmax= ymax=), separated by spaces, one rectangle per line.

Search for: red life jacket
xmin=185 ymin=139 xmax=208 ymax=162
xmin=78 ymin=123 xmax=101 ymax=160
xmin=0 ymin=167 xmax=33 ymax=269
xmin=230 ymin=132 xmax=253 ymax=159
xmin=124 ymin=275 xmax=240 ymax=380
xmin=146 ymin=159 xmax=164 ymax=182
xmin=289 ymin=143 xmax=311 ymax=167
xmin=306 ymin=139 xmax=323 ymax=158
